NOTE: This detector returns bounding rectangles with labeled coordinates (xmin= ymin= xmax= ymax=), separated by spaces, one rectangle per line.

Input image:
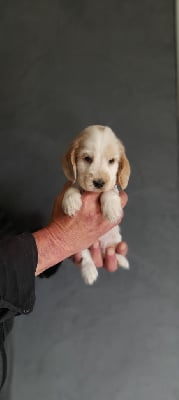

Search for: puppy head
xmin=62 ymin=125 xmax=130 ymax=191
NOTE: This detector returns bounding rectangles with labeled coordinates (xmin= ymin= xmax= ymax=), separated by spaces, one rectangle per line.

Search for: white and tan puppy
xmin=62 ymin=125 xmax=131 ymax=285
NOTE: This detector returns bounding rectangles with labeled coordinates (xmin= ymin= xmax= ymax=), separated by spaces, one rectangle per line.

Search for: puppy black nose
xmin=93 ymin=179 xmax=105 ymax=189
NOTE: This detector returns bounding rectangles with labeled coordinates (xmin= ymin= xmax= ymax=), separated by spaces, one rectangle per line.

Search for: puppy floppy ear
xmin=62 ymin=146 xmax=76 ymax=182
xmin=62 ymin=139 xmax=80 ymax=182
xmin=117 ymin=150 xmax=131 ymax=190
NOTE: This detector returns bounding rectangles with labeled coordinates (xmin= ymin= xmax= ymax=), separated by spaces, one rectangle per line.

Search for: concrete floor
xmin=0 ymin=1 xmax=179 ymax=399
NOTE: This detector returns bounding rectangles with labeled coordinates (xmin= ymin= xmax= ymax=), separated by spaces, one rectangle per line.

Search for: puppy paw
xmin=62 ymin=190 xmax=82 ymax=216
xmin=81 ymin=264 xmax=98 ymax=285
xmin=102 ymin=200 xmax=123 ymax=223
xmin=116 ymin=254 xmax=129 ymax=270
xmin=101 ymin=191 xmax=123 ymax=223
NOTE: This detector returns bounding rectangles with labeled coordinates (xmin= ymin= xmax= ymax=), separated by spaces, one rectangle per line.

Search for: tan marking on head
xmin=61 ymin=127 xmax=94 ymax=182
xmin=117 ymin=144 xmax=131 ymax=189
xmin=61 ymin=135 xmax=84 ymax=182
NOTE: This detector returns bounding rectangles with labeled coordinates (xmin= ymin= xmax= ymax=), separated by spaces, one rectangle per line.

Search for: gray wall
xmin=0 ymin=1 xmax=179 ymax=399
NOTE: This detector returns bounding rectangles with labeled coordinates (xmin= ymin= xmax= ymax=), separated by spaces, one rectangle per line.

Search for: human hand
xmin=33 ymin=184 xmax=128 ymax=275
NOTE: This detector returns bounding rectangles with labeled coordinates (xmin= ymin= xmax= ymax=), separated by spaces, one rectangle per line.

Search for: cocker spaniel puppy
xmin=62 ymin=125 xmax=131 ymax=285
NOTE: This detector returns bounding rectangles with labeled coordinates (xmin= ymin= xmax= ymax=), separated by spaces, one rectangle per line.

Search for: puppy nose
xmin=93 ymin=179 xmax=105 ymax=189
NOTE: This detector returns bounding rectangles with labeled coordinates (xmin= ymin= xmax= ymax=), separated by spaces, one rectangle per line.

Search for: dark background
xmin=0 ymin=1 xmax=179 ymax=399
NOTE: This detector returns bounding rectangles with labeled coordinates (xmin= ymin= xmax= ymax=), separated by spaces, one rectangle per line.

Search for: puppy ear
xmin=117 ymin=151 xmax=131 ymax=189
xmin=62 ymin=146 xmax=76 ymax=182
xmin=62 ymin=137 xmax=82 ymax=182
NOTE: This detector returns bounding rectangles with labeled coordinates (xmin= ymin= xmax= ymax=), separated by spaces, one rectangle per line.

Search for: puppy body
xmin=62 ymin=125 xmax=130 ymax=285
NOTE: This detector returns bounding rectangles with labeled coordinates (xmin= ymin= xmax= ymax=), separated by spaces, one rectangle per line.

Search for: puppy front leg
xmin=62 ymin=185 xmax=82 ymax=216
xmin=81 ymin=249 xmax=98 ymax=285
xmin=100 ymin=189 xmax=123 ymax=223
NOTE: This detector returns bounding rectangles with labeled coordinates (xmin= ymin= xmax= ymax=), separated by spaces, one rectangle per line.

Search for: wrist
xmin=32 ymin=223 xmax=68 ymax=276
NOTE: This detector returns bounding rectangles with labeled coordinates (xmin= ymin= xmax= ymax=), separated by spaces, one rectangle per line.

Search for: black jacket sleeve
xmin=0 ymin=233 xmax=38 ymax=322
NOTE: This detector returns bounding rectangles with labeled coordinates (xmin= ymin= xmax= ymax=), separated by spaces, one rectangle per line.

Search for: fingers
xmin=73 ymin=252 xmax=82 ymax=265
xmin=120 ymin=191 xmax=128 ymax=209
xmin=73 ymin=241 xmax=128 ymax=274
xmin=73 ymin=242 xmax=103 ymax=267
xmin=89 ymin=242 xmax=103 ymax=268
xmin=104 ymin=241 xmax=128 ymax=272
xmin=104 ymin=247 xmax=118 ymax=272
xmin=116 ymin=241 xmax=128 ymax=256
xmin=74 ymin=241 xmax=128 ymax=264
xmin=90 ymin=242 xmax=128 ymax=271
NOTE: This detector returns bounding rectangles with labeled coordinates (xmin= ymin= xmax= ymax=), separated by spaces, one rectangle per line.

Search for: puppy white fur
xmin=62 ymin=125 xmax=131 ymax=285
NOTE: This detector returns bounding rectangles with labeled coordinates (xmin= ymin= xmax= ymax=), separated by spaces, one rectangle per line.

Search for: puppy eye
xmin=109 ymin=158 xmax=115 ymax=164
xmin=84 ymin=156 xmax=93 ymax=163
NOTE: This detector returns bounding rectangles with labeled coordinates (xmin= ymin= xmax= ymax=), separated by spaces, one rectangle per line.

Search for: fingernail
xmin=107 ymin=248 xmax=115 ymax=256
xmin=93 ymin=242 xmax=99 ymax=249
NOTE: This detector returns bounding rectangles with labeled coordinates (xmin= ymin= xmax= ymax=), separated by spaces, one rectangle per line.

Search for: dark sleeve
xmin=0 ymin=233 xmax=38 ymax=322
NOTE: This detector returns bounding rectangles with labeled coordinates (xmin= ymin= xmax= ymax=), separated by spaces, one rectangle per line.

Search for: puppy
xmin=62 ymin=125 xmax=131 ymax=285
